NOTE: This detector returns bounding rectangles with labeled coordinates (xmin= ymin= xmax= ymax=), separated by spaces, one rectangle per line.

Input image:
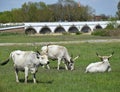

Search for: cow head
xmin=36 ymin=51 xmax=49 ymax=65
xmin=96 ymin=52 xmax=114 ymax=63
xmin=67 ymin=55 xmax=80 ymax=70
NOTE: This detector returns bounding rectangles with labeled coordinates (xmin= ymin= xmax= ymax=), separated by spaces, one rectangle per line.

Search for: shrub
xmin=62 ymin=32 xmax=70 ymax=35
xmin=105 ymin=23 xmax=114 ymax=29
xmin=75 ymin=31 xmax=82 ymax=35
xmin=91 ymin=29 xmax=109 ymax=36
xmin=92 ymin=29 xmax=120 ymax=36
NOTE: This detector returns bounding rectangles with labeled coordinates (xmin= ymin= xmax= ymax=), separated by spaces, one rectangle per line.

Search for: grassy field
xmin=0 ymin=32 xmax=120 ymax=43
xmin=0 ymin=34 xmax=120 ymax=92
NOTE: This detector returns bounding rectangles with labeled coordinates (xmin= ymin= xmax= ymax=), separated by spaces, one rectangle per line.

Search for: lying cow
xmin=0 ymin=50 xmax=49 ymax=83
xmin=85 ymin=52 xmax=114 ymax=73
xmin=41 ymin=44 xmax=79 ymax=70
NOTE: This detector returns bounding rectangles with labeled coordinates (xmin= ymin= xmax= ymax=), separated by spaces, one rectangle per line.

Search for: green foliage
xmin=91 ymin=29 xmax=108 ymax=36
xmin=105 ymin=23 xmax=114 ymax=29
xmin=75 ymin=31 xmax=82 ymax=35
xmin=0 ymin=0 xmax=94 ymax=22
xmin=92 ymin=29 xmax=120 ymax=36
xmin=116 ymin=1 xmax=120 ymax=19
xmin=62 ymin=32 xmax=71 ymax=35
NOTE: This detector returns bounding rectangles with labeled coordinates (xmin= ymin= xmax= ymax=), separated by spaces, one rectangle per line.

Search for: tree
xmin=50 ymin=0 xmax=94 ymax=21
xmin=0 ymin=0 xmax=95 ymax=22
xmin=116 ymin=1 xmax=120 ymax=19
xmin=0 ymin=11 xmax=13 ymax=23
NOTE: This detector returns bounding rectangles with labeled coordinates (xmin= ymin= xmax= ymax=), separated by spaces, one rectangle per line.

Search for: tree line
xmin=0 ymin=0 xmax=120 ymax=23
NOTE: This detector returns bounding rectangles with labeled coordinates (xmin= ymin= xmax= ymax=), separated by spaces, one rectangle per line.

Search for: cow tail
xmin=0 ymin=58 xmax=10 ymax=65
xmin=0 ymin=53 xmax=11 ymax=66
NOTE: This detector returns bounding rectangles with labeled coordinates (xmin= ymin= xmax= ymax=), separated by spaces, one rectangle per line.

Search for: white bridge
xmin=24 ymin=21 xmax=120 ymax=34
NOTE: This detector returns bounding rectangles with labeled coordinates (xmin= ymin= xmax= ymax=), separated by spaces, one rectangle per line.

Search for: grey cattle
xmin=85 ymin=52 xmax=114 ymax=73
xmin=41 ymin=45 xmax=79 ymax=70
xmin=1 ymin=50 xmax=49 ymax=83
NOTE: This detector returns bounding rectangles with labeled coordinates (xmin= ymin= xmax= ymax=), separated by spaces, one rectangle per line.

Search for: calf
xmin=41 ymin=45 xmax=79 ymax=70
xmin=85 ymin=52 xmax=114 ymax=73
xmin=0 ymin=50 xmax=49 ymax=83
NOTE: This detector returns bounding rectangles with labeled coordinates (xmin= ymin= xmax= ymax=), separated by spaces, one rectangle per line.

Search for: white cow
xmin=85 ymin=52 xmax=114 ymax=73
xmin=0 ymin=50 xmax=49 ymax=83
xmin=41 ymin=45 xmax=79 ymax=70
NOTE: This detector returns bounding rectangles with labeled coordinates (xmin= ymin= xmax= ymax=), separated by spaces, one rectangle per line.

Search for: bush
xmin=91 ymin=29 xmax=108 ymax=36
xmin=105 ymin=23 xmax=114 ymax=29
xmin=92 ymin=29 xmax=120 ymax=36
xmin=75 ymin=31 xmax=82 ymax=35
xmin=62 ymin=32 xmax=70 ymax=35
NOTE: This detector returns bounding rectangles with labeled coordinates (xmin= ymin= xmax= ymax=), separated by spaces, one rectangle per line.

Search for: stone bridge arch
xmin=25 ymin=26 xmax=37 ymax=34
xmin=40 ymin=26 xmax=51 ymax=34
xmin=95 ymin=24 xmax=103 ymax=29
xmin=54 ymin=26 xmax=66 ymax=33
xmin=68 ymin=25 xmax=79 ymax=33
xmin=81 ymin=25 xmax=91 ymax=33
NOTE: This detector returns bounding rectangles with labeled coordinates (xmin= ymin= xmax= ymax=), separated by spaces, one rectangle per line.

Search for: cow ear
xmin=36 ymin=51 xmax=41 ymax=55
xmin=35 ymin=51 xmax=41 ymax=59
xmin=36 ymin=53 xmax=40 ymax=59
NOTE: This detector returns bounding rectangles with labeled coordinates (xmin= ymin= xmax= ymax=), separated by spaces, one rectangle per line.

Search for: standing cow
xmin=85 ymin=52 xmax=114 ymax=73
xmin=0 ymin=50 xmax=49 ymax=83
xmin=41 ymin=45 xmax=79 ymax=70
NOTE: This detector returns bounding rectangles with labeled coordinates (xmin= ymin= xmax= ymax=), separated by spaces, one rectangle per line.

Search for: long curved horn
xmin=96 ymin=52 xmax=102 ymax=58
xmin=46 ymin=44 xmax=50 ymax=53
xmin=108 ymin=51 xmax=114 ymax=58
xmin=73 ymin=55 xmax=80 ymax=61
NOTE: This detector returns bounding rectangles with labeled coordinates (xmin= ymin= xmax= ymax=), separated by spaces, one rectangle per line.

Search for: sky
xmin=0 ymin=0 xmax=119 ymax=16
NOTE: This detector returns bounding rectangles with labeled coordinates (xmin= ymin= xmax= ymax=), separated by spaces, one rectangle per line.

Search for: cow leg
xmin=64 ymin=64 xmax=68 ymax=70
xmin=42 ymin=65 xmax=50 ymax=69
xmin=33 ymin=74 xmax=36 ymax=83
xmin=47 ymin=64 xmax=50 ymax=69
xmin=57 ymin=58 xmax=61 ymax=70
xmin=63 ymin=59 xmax=68 ymax=70
xmin=108 ymin=67 xmax=111 ymax=72
xmin=24 ymin=67 xmax=29 ymax=83
xmin=14 ymin=68 xmax=19 ymax=83
xmin=30 ymin=68 xmax=37 ymax=83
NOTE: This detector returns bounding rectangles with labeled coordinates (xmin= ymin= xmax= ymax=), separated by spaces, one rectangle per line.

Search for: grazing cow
xmin=41 ymin=45 xmax=79 ymax=70
xmin=0 ymin=50 xmax=49 ymax=83
xmin=85 ymin=52 xmax=114 ymax=73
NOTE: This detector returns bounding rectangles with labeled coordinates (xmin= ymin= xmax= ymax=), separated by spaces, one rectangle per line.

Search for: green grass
xmin=0 ymin=32 xmax=120 ymax=43
xmin=0 ymin=42 xmax=120 ymax=92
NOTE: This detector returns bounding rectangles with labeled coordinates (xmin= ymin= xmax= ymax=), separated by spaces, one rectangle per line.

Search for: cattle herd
xmin=0 ymin=44 xmax=114 ymax=83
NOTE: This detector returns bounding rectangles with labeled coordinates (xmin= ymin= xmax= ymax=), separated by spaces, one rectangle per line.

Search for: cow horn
xmin=46 ymin=44 xmax=51 ymax=53
xmin=73 ymin=55 xmax=80 ymax=61
xmin=36 ymin=51 xmax=41 ymax=55
xmin=96 ymin=52 xmax=102 ymax=58
xmin=108 ymin=51 xmax=114 ymax=58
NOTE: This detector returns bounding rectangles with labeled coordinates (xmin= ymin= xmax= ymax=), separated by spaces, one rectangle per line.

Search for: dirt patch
xmin=0 ymin=39 xmax=120 ymax=46
xmin=0 ymin=27 xmax=25 ymax=33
